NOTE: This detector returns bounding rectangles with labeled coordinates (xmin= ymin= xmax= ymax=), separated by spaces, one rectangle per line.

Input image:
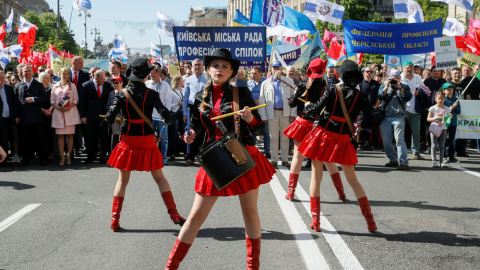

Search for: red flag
xmin=327 ymin=38 xmax=343 ymax=61
xmin=455 ymin=35 xmax=480 ymax=56
xmin=0 ymin=24 xmax=6 ymax=44
xmin=430 ymin=52 xmax=436 ymax=67
xmin=323 ymin=29 xmax=336 ymax=43
xmin=49 ymin=43 xmax=61 ymax=55
xmin=468 ymin=18 xmax=480 ymax=41
xmin=357 ymin=53 xmax=364 ymax=66
xmin=18 ymin=27 xmax=36 ymax=61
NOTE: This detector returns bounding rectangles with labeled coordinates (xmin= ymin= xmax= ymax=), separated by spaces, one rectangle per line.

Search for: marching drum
xmin=196 ymin=132 xmax=256 ymax=190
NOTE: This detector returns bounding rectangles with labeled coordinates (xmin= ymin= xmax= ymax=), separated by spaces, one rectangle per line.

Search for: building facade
xmin=14 ymin=0 xmax=50 ymax=15
xmin=185 ymin=6 xmax=228 ymax=27
xmin=0 ymin=0 xmax=27 ymax=24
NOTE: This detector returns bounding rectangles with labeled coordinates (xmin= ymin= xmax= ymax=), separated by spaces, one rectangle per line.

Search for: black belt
xmin=274 ymin=108 xmax=283 ymax=111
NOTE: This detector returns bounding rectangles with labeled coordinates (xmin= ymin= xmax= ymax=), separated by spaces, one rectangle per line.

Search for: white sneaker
xmin=432 ymin=162 xmax=439 ymax=168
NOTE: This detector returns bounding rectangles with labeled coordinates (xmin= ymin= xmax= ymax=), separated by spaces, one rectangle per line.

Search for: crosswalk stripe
xmin=0 ymin=204 xmax=42 ymax=233
xmin=269 ymin=176 xmax=331 ymax=270
xmin=448 ymin=165 xmax=480 ymax=178
xmin=277 ymin=166 xmax=364 ymax=270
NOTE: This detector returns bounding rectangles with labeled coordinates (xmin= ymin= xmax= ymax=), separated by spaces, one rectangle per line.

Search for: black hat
xmin=126 ymin=58 xmax=155 ymax=82
xmin=204 ymin=48 xmax=240 ymax=79
xmin=335 ymin=60 xmax=363 ymax=86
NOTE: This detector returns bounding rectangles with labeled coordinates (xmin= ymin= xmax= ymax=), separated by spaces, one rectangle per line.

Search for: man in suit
xmin=0 ymin=71 xmax=16 ymax=159
xmin=80 ymin=70 xmax=113 ymax=163
xmin=14 ymin=65 xmax=48 ymax=166
xmin=109 ymin=61 xmax=128 ymax=88
xmin=258 ymin=60 xmax=296 ymax=167
xmin=70 ymin=56 xmax=90 ymax=157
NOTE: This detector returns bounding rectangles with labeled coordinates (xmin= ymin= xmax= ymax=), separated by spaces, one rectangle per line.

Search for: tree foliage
xmin=23 ymin=11 xmax=80 ymax=54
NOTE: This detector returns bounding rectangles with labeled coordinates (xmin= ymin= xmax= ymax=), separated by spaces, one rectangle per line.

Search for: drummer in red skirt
xmin=283 ymin=58 xmax=347 ymax=203
xmin=298 ymin=60 xmax=378 ymax=233
xmin=164 ymin=48 xmax=275 ymax=269
xmin=103 ymin=58 xmax=186 ymax=231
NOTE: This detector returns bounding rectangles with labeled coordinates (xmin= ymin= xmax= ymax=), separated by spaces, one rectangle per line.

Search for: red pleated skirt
xmin=283 ymin=116 xmax=314 ymax=142
xmin=195 ymin=145 xmax=276 ymax=196
xmin=107 ymin=134 xmax=164 ymax=171
xmin=298 ymin=126 xmax=358 ymax=165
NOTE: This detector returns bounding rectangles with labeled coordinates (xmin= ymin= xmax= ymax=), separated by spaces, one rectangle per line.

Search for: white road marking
xmin=0 ymin=204 xmax=42 ymax=233
xmin=269 ymin=176 xmax=331 ymax=270
xmin=448 ymin=165 xmax=480 ymax=178
xmin=277 ymin=166 xmax=364 ymax=270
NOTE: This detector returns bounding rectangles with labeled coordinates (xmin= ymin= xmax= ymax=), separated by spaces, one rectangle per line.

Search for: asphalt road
xmin=1 ymin=147 xmax=479 ymax=270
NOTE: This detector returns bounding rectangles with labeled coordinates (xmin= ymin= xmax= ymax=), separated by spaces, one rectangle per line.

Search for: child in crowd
xmin=427 ymin=91 xmax=452 ymax=168
xmin=442 ymin=82 xmax=461 ymax=164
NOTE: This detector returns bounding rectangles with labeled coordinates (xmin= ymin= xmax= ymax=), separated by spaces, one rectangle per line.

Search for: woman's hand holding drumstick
xmin=237 ymin=106 xmax=254 ymax=123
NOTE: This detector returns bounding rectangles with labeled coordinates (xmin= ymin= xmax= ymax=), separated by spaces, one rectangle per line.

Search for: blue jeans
xmin=380 ymin=116 xmax=408 ymax=166
xmin=153 ymin=119 xmax=168 ymax=164
xmin=263 ymin=122 xmax=271 ymax=154
xmin=405 ymin=111 xmax=421 ymax=155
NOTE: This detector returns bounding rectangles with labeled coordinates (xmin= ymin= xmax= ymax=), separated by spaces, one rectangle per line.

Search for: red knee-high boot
xmin=246 ymin=236 xmax=261 ymax=270
xmin=111 ymin=196 xmax=124 ymax=232
xmin=357 ymin=197 xmax=377 ymax=233
xmin=165 ymin=238 xmax=192 ymax=270
xmin=309 ymin=197 xmax=320 ymax=232
xmin=161 ymin=191 xmax=186 ymax=226
xmin=285 ymin=173 xmax=299 ymax=201
xmin=330 ymin=172 xmax=346 ymax=201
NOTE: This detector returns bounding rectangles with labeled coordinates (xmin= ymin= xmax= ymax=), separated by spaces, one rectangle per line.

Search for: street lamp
xmin=78 ymin=11 xmax=91 ymax=58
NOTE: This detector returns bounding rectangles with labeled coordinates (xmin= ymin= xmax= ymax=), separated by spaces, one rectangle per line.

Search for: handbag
xmin=429 ymin=122 xmax=443 ymax=137
xmin=374 ymin=91 xmax=395 ymax=122
xmin=336 ymin=85 xmax=358 ymax=148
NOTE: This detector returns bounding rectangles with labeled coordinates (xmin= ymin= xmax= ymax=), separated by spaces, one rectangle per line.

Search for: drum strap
xmin=232 ymin=86 xmax=240 ymax=135
xmin=335 ymin=85 xmax=354 ymax=135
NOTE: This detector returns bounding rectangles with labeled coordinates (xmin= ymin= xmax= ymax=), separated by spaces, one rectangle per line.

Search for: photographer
xmin=376 ymin=69 xmax=412 ymax=170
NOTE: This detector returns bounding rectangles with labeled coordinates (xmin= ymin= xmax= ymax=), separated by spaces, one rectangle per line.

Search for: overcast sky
xmin=44 ymin=0 xmax=227 ymax=51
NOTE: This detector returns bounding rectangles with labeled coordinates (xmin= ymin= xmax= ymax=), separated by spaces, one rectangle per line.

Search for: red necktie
xmin=73 ymin=72 xmax=78 ymax=87
xmin=97 ymin=84 xmax=101 ymax=98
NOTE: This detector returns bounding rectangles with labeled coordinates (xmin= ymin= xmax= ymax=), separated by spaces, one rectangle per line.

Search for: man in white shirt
xmin=401 ymin=61 xmax=426 ymax=160
xmin=258 ymin=61 xmax=296 ymax=167
xmin=146 ymin=64 xmax=172 ymax=165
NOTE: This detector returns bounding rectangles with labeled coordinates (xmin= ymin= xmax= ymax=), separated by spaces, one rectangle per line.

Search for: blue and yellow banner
xmin=343 ymin=19 xmax=443 ymax=55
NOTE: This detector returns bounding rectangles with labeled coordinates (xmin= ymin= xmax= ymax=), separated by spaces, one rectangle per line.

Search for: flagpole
xmin=158 ymin=35 xmax=163 ymax=63
xmin=460 ymin=72 xmax=478 ymax=98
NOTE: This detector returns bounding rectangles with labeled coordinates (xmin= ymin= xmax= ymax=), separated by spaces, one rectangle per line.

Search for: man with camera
xmin=376 ymin=69 xmax=412 ymax=170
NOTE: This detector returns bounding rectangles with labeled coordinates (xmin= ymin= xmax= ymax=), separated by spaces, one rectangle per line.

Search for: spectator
xmin=462 ymin=64 xmax=480 ymax=100
xmin=6 ymin=73 xmax=20 ymax=163
xmin=107 ymin=76 xmax=124 ymax=152
xmin=167 ymin=74 xmax=185 ymax=161
xmin=286 ymin=66 xmax=300 ymax=86
xmin=88 ymin=66 xmax=98 ymax=79
xmin=38 ymin=66 xmax=46 ymax=73
xmin=184 ymin=61 xmax=192 ymax=72
xmin=450 ymin=67 xmax=469 ymax=157
xmin=109 ymin=61 xmax=128 ymax=88
xmin=441 ymin=83 xmax=461 ymax=164
xmin=381 ymin=63 xmax=388 ymax=78
xmin=248 ymin=65 xmax=270 ymax=158
xmin=325 ymin=63 xmax=340 ymax=85
xmin=70 ymin=56 xmax=90 ymax=158
xmin=16 ymin=63 xmax=25 ymax=81
xmin=80 ymin=70 xmax=113 ymax=163
xmin=424 ymin=66 xmax=447 ymax=104
xmin=8 ymin=74 xmax=20 ymax=87
xmin=414 ymin=64 xmax=423 ymax=77
xmin=0 ymin=71 xmax=16 ymax=162
xmin=178 ymin=61 xmax=185 ymax=76
xmin=231 ymin=67 xmax=248 ymax=87
xmin=146 ymin=64 xmax=173 ymax=165
xmin=51 ymin=67 xmax=82 ymax=165
xmin=401 ymin=61 xmax=427 ymax=160
xmin=422 ymin=68 xmax=432 ymax=81
xmin=14 ymin=65 xmax=48 ymax=166
xmin=39 ymin=72 xmax=56 ymax=160
xmin=158 ymin=66 xmax=171 ymax=85
xmin=427 ymin=91 xmax=451 ymax=168
xmin=359 ymin=66 xmax=381 ymax=150
xmin=258 ymin=60 xmax=295 ymax=167
xmin=184 ymin=68 xmax=192 ymax=79
xmin=120 ymin=63 xmax=127 ymax=77
xmin=374 ymin=71 xmax=384 ymax=84
xmin=300 ymin=71 xmax=308 ymax=83
xmin=376 ymin=69 xmax=412 ymax=170
xmin=182 ymin=59 xmax=207 ymax=166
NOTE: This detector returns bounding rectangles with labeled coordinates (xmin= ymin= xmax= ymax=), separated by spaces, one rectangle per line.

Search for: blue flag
xmin=233 ymin=9 xmax=250 ymax=26
xmin=250 ymin=0 xmax=317 ymax=34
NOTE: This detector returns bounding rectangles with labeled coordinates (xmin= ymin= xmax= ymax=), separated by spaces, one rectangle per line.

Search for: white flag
xmin=443 ymin=17 xmax=466 ymax=36
xmin=0 ymin=53 xmax=10 ymax=69
xmin=114 ymin=34 xmax=127 ymax=49
xmin=157 ymin=11 xmax=178 ymax=37
xmin=2 ymin=44 xmax=23 ymax=58
xmin=73 ymin=0 xmax=92 ymax=14
xmin=150 ymin=42 xmax=162 ymax=58
xmin=5 ymin=9 xmax=13 ymax=33
xmin=432 ymin=0 xmax=473 ymax=13
xmin=393 ymin=0 xmax=424 ymax=23
xmin=303 ymin=0 xmax=345 ymax=25
xmin=270 ymin=47 xmax=288 ymax=69
xmin=79 ymin=38 xmax=85 ymax=48
xmin=18 ymin=16 xmax=37 ymax=33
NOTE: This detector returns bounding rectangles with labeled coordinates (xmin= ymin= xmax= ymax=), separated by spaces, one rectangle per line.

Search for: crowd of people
xmin=0 ymin=57 xmax=478 ymax=171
